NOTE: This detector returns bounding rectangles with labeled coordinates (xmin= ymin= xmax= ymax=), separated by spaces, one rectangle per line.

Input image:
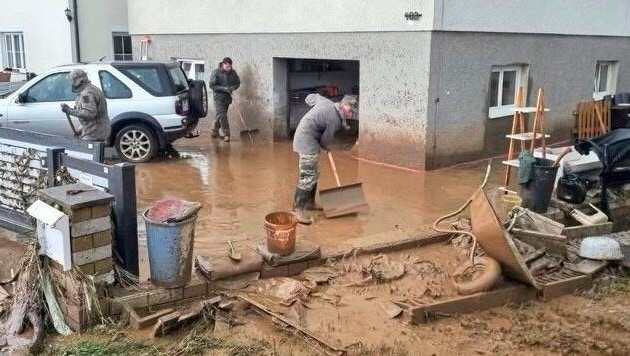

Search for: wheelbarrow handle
xmin=327 ymin=151 xmax=342 ymax=187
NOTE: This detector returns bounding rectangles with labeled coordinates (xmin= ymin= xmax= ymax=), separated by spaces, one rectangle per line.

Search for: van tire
xmin=188 ymin=80 xmax=208 ymax=118
xmin=114 ymin=124 xmax=158 ymax=163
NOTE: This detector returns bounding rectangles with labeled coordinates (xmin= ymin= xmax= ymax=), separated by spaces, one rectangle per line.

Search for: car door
xmin=6 ymin=71 xmax=77 ymax=137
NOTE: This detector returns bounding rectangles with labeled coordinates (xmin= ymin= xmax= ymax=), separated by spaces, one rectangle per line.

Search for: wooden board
xmin=410 ymin=283 xmax=537 ymax=324
xmin=470 ymin=189 xmax=539 ymax=288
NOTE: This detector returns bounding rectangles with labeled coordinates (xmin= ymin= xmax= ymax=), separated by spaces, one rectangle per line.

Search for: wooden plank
xmin=540 ymin=275 xmax=592 ymax=300
xmin=240 ymin=294 xmax=347 ymax=355
xmin=562 ymin=222 xmax=613 ymax=240
xmin=410 ymin=284 xmax=537 ymax=324
xmin=510 ymin=228 xmax=567 ymax=257
xmin=595 ymin=102 xmax=606 ymax=134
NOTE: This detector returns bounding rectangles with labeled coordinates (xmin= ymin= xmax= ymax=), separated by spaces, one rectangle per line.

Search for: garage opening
xmin=273 ymin=58 xmax=360 ymax=150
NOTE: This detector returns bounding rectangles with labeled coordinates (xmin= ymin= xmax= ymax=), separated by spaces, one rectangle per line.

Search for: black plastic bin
xmin=520 ymin=158 xmax=559 ymax=213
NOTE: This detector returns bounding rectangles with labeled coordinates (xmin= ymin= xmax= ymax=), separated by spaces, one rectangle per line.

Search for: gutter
xmin=73 ymin=0 xmax=81 ymax=62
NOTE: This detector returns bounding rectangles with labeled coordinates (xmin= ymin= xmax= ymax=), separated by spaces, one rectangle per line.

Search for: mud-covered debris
xmin=256 ymin=277 xmax=312 ymax=304
xmin=312 ymin=290 xmax=342 ymax=306
xmin=300 ymin=267 xmax=338 ymax=284
xmin=380 ymin=301 xmax=403 ymax=319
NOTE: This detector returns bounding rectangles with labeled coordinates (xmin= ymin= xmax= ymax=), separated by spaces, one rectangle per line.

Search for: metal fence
xmin=0 ymin=127 xmax=139 ymax=275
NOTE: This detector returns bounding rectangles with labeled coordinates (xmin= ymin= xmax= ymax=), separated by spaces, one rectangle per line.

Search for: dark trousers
xmin=213 ymin=99 xmax=231 ymax=137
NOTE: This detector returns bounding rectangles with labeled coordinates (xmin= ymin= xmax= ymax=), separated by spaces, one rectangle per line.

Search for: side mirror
xmin=17 ymin=92 xmax=27 ymax=103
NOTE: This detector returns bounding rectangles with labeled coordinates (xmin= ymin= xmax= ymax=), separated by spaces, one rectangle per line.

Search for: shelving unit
xmin=502 ymin=88 xmax=550 ymax=188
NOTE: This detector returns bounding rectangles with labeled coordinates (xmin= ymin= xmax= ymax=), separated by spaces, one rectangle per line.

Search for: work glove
xmin=60 ymin=103 xmax=71 ymax=114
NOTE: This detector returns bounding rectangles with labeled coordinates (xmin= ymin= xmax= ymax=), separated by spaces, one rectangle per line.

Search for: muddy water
xmin=136 ymin=135 xmax=504 ymax=260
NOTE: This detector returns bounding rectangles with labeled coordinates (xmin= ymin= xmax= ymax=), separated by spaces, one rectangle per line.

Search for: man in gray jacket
xmin=60 ymin=69 xmax=111 ymax=142
xmin=209 ymin=57 xmax=241 ymax=142
xmin=292 ymin=94 xmax=358 ymax=224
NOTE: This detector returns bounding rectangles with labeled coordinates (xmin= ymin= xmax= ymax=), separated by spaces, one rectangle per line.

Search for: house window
xmin=113 ymin=33 xmax=132 ymax=61
xmin=594 ymin=61 xmax=618 ymax=100
xmin=488 ymin=65 xmax=530 ymax=119
xmin=2 ymin=33 xmax=26 ymax=70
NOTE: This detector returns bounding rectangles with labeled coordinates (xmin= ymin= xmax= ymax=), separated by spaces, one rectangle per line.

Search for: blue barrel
xmin=143 ymin=210 xmax=197 ymax=288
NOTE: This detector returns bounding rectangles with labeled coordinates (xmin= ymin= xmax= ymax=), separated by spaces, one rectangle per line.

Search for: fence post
xmin=45 ymin=147 xmax=65 ymax=188
xmin=109 ymin=162 xmax=139 ymax=276
xmin=92 ymin=142 xmax=105 ymax=163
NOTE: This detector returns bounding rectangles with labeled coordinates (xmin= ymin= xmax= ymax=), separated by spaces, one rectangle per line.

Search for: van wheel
xmin=115 ymin=125 xmax=158 ymax=163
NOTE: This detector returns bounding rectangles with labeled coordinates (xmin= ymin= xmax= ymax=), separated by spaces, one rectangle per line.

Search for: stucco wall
xmin=77 ymin=0 xmax=129 ymax=62
xmin=0 ymin=0 xmax=73 ymax=73
xmin=426 ymin=32 xmax=630 ymax=169
xmin=136 ymin=32 xmax=432 ymax=169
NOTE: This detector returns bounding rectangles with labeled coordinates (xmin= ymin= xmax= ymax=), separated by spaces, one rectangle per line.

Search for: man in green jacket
xmin=209 ymin=57 xmax=240 ymax=142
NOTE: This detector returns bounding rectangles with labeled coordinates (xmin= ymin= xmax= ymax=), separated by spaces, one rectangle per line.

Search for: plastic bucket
xmin=520 ymin=158 xmax=559 ymax=213
xmin=499 ymin=194 xmax=522 ymax=221
xmin=143 ymin=209 xmax=197 ymax=288
xmin=264 ymin=211 xmax=297 ymax=256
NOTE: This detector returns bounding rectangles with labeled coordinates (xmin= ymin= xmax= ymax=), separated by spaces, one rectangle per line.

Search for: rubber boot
xmin=305 ymin=183 xmax=323 ymax=211
xmin=293 ymin=188 xmax=313 ymax=225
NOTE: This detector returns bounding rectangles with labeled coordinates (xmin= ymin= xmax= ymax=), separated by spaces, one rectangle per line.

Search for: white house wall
xmin=0 ymin=0 xmax=73 ymax=73
xmin=128 ymin=0 xmax=435 ymax=34
xmin=77 ymin=0 xmax=129 ymax=62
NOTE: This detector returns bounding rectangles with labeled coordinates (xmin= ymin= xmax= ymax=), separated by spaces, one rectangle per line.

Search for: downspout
xmin=73 ymin=0 xmax=81 ymax=62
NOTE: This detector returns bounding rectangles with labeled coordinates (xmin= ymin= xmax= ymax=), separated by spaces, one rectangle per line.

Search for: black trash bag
xmin=556 ymin=174 xmax=587 ymax=204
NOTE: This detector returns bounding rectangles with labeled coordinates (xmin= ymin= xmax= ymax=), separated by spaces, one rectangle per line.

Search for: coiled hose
xmin=432 ymin=160 xmax=492 ymax=266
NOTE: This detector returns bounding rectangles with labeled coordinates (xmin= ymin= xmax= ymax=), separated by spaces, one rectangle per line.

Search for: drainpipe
xmin=73 ymin=0 xmax=81 ymax=62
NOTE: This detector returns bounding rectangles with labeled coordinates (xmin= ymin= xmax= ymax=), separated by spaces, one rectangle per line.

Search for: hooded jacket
xmin=209 ymin=66 xmax=241 ymax=103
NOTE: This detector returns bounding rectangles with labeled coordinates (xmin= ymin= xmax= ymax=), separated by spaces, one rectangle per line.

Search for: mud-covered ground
xmin=39 ymin=243 xmax=630 ymax=356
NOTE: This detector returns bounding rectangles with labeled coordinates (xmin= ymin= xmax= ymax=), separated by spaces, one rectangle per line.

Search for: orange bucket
xmin=264 ymin=211 xmax=298 ymax=256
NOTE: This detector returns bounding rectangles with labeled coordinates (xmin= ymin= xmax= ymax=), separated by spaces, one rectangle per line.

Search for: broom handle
xmin=232 ymin=98 xmax=248 ymax=129
xmin=327 ymin=151 xmax=342 ymax=187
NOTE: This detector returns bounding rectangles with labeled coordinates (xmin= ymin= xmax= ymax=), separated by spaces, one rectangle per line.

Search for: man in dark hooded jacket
xmin=292 ymin=93 xmax=358 ymax=224
xmin=60 ymin=69 xmax=111 ymax=141
xmin=209 ymin=57 xmax=240 ymax=142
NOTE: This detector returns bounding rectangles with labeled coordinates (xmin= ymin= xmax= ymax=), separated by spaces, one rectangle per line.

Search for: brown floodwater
xmin=135 ymin=137 xmax=505 ymax=261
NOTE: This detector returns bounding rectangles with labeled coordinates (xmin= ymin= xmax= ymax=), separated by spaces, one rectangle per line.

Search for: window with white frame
xmin=176 ymin=59 xmax=205 ymax=80
xmin=593 ymin=61 xmax=618 ymax=100
xmin=488 ymin=64 xmax=529 ymax=119
xmin=2 ymin=33 xmax=26 ymax=70
xmin=113 ymin=33 xmax=132 ymax=61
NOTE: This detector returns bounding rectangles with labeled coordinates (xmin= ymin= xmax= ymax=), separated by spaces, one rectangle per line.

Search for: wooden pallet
xmin=575 ymin=100 xmax=611 ymax=139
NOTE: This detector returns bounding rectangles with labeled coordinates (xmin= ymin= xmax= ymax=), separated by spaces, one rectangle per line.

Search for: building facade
xmin=128 ymin=0 xmax=630 ymax=169
xmin=0 ymin=0 xmax=129 ymax=75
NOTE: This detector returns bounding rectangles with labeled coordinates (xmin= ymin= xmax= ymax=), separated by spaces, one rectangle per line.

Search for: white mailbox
xmin=27 ymin=200 xmax=72 ymax=271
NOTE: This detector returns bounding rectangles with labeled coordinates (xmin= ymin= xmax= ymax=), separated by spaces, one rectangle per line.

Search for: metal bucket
xmin=143 ymin=209 xmax=197 ymax=288
xmin=264 ymin=211 xmax=297 ymax=256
